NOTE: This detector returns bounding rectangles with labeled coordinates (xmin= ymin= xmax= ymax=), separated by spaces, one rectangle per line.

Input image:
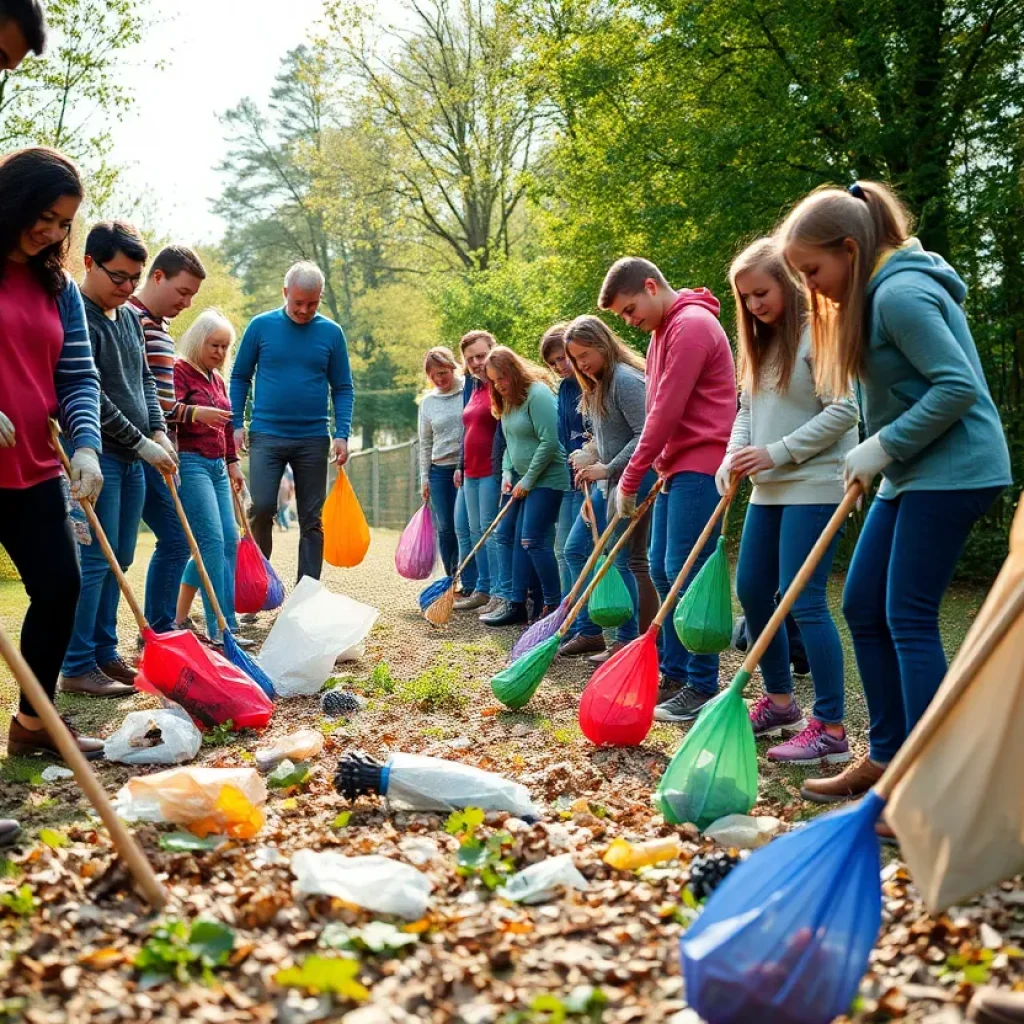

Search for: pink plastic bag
xmin=395 ymin=504 xmax=437 ymax=579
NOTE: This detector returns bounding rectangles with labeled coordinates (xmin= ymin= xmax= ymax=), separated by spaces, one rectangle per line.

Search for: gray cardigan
xmin=591 ymin=363 xmax=647 ymax=481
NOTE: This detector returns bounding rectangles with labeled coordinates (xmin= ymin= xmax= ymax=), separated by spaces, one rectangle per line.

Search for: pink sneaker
xmin=748 ymin=694 xmax=806 ymax=738
xmin=767 ymin=719 xmax=851 ymax=765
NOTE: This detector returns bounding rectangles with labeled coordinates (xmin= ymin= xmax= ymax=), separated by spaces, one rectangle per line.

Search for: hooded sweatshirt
xmin=864 ymin=239 xmax=1010 ymax=498
xmin=418 ymin=380 xmax=465 ymax=485
xmin=619 ymin=289 xmax=736 ymax=494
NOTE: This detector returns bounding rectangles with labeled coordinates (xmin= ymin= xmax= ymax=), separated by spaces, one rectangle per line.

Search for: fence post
xmin=409 ymin=441 xmax=418 ymax=522
xmin=371 ymin=447 xmax=381 ymax=528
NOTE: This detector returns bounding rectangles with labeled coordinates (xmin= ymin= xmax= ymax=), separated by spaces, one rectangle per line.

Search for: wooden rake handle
xmin=453 ymin=491 xmax=518 ymax=582
xmin=559 ymin=478 xmax=665 ymax=638
xmin=231 ymin=486 xmax=254 ymax=541
xmin=582 ymin=482 xmax=600 ymax=546
xmin=50 ymin=424 xmax=149 ymax=634
xmin=563 ymin=509 xmax=622 ymax=610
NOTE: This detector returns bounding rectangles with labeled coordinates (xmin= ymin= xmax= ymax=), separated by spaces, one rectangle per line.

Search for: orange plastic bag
xmin=323 ymin=469 xmax=370 ymax=568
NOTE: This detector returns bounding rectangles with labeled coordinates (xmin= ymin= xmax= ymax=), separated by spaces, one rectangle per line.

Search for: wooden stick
xmin=452 ymin=492 xmax=518 ymax=583
xmin=231 ymin=486 xmax=253 ymax=540
xmin=563 ymin=511 xmax=621 ymax=609
xmin=582 ymin=482 xmax=600 ymax=545
xmin=0 ymin=631 xmax=167 ymax=909
xmin=651 ymin=479 xmax=739 ymax=630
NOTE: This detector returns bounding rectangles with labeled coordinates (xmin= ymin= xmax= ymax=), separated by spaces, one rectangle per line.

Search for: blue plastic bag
xmin=681 ymin=791 xmax=884 ymax=1024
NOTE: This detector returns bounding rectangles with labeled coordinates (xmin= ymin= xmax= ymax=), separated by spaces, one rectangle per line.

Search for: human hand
xmin=501 ymin=472 xmax=512 ymax=495
xmin=332 ymin=438 xmax=349 ymax=466
xmin=569 ymin=444 xmax=598 ymax=470
xmin=730 ymin=446 xmax=774 ymax=479
xmin=135 ymin=436 xmax=178 ymax=474
xmin=454 ymin=470 xmax=463 ymax=488
xmin=194 ymin=406 xmax=232 ymax=428
xmin=228 ymin=461 xmax=246 ymax=493
xmin=152 ymin=430 xmax=180 ymax=467
xmin=577 ymin=463 xmax=610 ymax=483
xmin=512 ymin=482 xmax=530 ymax=500
xmin=843 ymin=434 xmax=891 ymax=492
xmin=714 ymin=456 xmax=732 ymax=497
xmin=615 ymin=487 xmax=637 ymax=519
xmin=422 ymin=482 xmax=431 ymax=501
xmin=233 ymin=428 xmax=248 ymax=453
xmin=0 ymin=410 xmax=14 ymax=447
xmin=70 ymin=447 xmax=103 ymax=502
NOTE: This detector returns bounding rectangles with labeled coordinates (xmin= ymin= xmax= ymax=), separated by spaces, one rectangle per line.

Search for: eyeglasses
xmin=96 ymin=262 xmax=142 ymax=288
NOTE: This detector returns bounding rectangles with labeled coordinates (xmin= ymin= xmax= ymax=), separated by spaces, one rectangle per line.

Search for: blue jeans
xmin=736 ymin=503 xmax=845 ymax=723
xmin=843 ymin=486 xmax=1002 ymax=762
xmin=555 ymin=489 xmax=585 ymax=595
xmin=141 ymin=461 xmax=189 ymax=633
xmin=650 ymin=471 xmax=721 ymax=694
xmin=462 ymin=474 xmax=499 ymax=595
xmin=495 ymin=485 xmax=565 ymax=606
xmin=454 ymin=484 xmax=476 ymax=592
xmin=178 ymin=453 xmax=239 ymax=640
xmin=62 ymin=455 xmax=145 ymax=675
xmin=429 ymin=464 xmax=459 ymax=576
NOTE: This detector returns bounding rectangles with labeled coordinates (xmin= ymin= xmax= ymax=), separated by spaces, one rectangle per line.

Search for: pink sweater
xmin=619 ymin=290 xmax=737 ymax=493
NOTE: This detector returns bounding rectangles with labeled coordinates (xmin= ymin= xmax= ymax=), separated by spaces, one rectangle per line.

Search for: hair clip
xmin=848 ymin=182 xmax=867 ymax=200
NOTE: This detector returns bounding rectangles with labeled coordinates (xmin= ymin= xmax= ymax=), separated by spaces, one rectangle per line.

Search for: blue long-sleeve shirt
xmin=557 ymin=376 xmax=586 ymax=474
xmin=230 ymin=308 xmax=354 ymax=440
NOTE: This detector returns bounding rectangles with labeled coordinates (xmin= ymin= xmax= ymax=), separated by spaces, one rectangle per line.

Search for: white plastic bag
xmin=260 ymin=577 xmax=378 ymax=697
xmin=703 ymin=813 xmax=781 ymax=850
xmin=103 ymin=708 xmax=202 ymax=766
xmin=290 ymin=850 xmax=432 ymax=920
xmin=497 ymin=854 xmax=589 ymax=904
xmin=255 ymin=729 xmax=325 ymax=772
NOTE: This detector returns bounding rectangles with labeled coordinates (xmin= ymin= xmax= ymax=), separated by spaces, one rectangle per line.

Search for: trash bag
xmin=114 ymin=766 xmax=267 ymax=839
xmin=588 ymin=556 xmax=633 ymax=628
xmin=235 ymin=535 xmax=270 ymax=614
xmin=261 ymin=552 xmax=285 ymax=610
xmin=104 ymin=708 xmax=202 ymax=765
xmin=578 ymin=627 xmax=660 ymax=746
xmin=654 ymin=675 xmax=757 ymax=830
xmin=491 ymin=634 xmax=559 ymax=709
xmin=674 ymin=536 xmax=733 ymax=654
xmin=255 ymin=729 xmax=324 ymax=772
xmin=259 ymin=577 xmax=379 ymax=697
xmin=395 ymin=504 xmax=437 ymax=580
xmin=291 ymin=850 xmax=432 ymax=920
xmin=323 ymin=468 xmax=370 ymax=568
xmin=135 ymin=629 xmax=274 ymax=731
xmin=681 ymin=793 xmax=883 ymax=1024
xmin=497 ymin=854 xmax=590 ymax=904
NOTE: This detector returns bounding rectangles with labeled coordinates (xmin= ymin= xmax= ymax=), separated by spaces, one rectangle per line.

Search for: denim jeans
xmin=178 ymin=453 xmax=239 ymax=639
xmin=736 ymin=503 xmax=845 ymax=723
xmin=249 ymin=432 xmax=329 ymax=583
xmin=555 ymin=489 xmax=585 ymax=595
xmin=462 ymin=474 xmax=499 ymax=595
xmin=649 ymin=471 xmax=721 ymax=694
xmin=141 ymin=461 xmax=189 ymax=633
xmin=429 ymin=463 xmax=459 ymax=576
xmin=62 ymin=455 xmax=145 ymax=676
xmin=454 ymin=486 xmax=476 ymax=592
xmin=844 ymin=486 xmax=1002 ymax=762
xmin=494 ymin=485 xmax=565 ymax=606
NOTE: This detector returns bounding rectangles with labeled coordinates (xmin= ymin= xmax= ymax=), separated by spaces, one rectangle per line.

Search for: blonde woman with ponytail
xmin=780 ymin=181 xmax=1010 ymax=813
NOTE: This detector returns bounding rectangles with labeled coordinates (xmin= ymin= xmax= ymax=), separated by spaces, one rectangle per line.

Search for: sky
xmin=105 ymin=0 xmax=331 ymax=246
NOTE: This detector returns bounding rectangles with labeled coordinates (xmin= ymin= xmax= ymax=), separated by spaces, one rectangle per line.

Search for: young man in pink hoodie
xmin=600 ymin=257 xmax=737 ymax=721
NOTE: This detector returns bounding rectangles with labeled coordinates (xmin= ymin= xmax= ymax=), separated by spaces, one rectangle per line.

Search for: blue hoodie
xmin=864 ymin=239 xmax=1011 ymax=498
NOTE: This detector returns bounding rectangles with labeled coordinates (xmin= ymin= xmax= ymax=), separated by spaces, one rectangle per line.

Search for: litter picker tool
xmin=232 ymin=487 xmax=284 ymax=612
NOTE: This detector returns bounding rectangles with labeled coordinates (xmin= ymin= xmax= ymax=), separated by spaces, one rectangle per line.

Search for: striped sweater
xmin=129 ymin=296 xmax=193 ymax=426
xmin=55 ymin=277 xmax=103 ymax=453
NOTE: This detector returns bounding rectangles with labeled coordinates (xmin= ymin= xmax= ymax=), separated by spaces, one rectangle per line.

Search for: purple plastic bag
xmin=396 ymin=504 xmax=437 ymax=580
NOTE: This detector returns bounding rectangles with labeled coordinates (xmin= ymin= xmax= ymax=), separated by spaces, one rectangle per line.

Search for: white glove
xmin=135 ymin=436 xmax=179 ymax=474
xmin=570 ymin=443 xmax=598 ymax=470
xmin=715 ymin=455 xmax=733 ymax=497
xmin=70 ymin=447 xmax=103 ymax=502
xmin=501 ymin=470 xmax=512 ymax=494
xmin=615 ymin=487 xmax=638 ymax=519
xmin=152 ymin=429 xmax=180 ymax=466
xmin=0 ymin=410 xmax=15 ymax=447
xmin=843 ymin=433 xmax=892 ymax=491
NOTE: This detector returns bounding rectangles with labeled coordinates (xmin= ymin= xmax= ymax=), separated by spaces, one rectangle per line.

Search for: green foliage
xmin=134 ymin=918 xmax=236 ymax=985
xmin=0 ymin=885 xmax=36 ymax=918
xmin=38 ymin=829 xmax=68 ymax=850
xmin=267 ymin=761 xmax=312 ymax=791
xmin=0 ymin=858 xmax=21 ymax=881
xmin=502 ymin=986 xmax=608 ymax=1022
xmin=360 ymin=662 xmax=397 ymax=697
xmin=201 ymin=720 xmax=237 ymax=748
xmin=275 ymin=955 xmax=369 ymax=1001
xmin=331 ymin=812 xmax=352 ymax=829
xmin=446 ymin=808 xmax=516 ymax=890
xmin=395 ymin=665 xmax=468 ymax=712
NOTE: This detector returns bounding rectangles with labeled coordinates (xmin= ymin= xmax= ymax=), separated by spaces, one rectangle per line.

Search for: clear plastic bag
xmin=704 ymin=814 xmax=781 ymax=850
xmin=103 ymin=708 xmax=202 ymax=765
xmin=395 ymin=504 xmax=437 ymax=580
xmin=255 ymin=728 xmax=324 ymax=772
xmin=497 ymin=854 xmax=589 ymax=904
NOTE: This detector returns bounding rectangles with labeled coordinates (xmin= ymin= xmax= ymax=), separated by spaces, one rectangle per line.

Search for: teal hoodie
xmin=864 ymin=238 xmax=1011 ymax=499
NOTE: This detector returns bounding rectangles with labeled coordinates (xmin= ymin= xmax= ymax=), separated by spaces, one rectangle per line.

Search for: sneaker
xmin=588 ymin=641 xmax=625 ymax=667
xmin=7 ymin=715 xmax=104 ymax=761
xmin=59 ymin=668 xmax=134 ymax=698
xmin=557 ymin=633 xmax=606 ymax=658
xmin=98 ymin=656 xmax=137 ymax=686
xmin=478 ymin=597 xmax=502 ymax=617
xmin=790 ymin=649 xmax=811 ymax=677
xmin=481 ymin=601 xmax=528 ymax=627
xmin=748 ymin=694 xmax=806 ymax=738
xmin=969 ymin=988 xmax=1024 ymax=1024
xmin=767 ymin=719 xmax=851 ymax=765
xmin=455 ymin=591 xmax=490 ymax=612
xmin=227 ymin=633 xmax=256 ymax=650
xmin=654 ymin=685 xmax=716 ymax=723
xmin=800 ymin=754 xmax=885 ymax=804
xmin=656 ymin=675 xmax=684 ymax=705
xmin=241 ymin=613 xmax=260 ymax=626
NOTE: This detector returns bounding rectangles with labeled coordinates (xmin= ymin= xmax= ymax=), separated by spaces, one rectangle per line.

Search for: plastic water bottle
xmin=334 ymin=751 xmax=540 ymax=820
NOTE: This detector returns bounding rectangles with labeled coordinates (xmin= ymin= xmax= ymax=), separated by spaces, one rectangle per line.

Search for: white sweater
xmin=418 ymin=383 xmax=465 ymax=484
xmin=727 ymin=330 xmax=859 ymax=505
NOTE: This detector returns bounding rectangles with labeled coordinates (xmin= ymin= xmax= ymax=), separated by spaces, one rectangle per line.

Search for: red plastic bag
xmin=235 ymin=535 xmax=270 ymax=614
xmin=135 ymin=628 xmax=273 ymax=731
xmin=395 ymin=504 xmax=437 ymax=579
xmin=578 ymin=626 xmax=660 ymax=746
xmin=323 ymin=469 xmax=370 ymax=568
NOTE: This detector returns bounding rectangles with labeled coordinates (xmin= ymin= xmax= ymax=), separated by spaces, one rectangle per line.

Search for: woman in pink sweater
xmin=599 ymin=256 xmax=737 ymax=721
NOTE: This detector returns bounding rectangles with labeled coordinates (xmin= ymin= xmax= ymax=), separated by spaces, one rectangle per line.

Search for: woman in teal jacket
xmin=781 ymin=181 xmax=1011 ymax=808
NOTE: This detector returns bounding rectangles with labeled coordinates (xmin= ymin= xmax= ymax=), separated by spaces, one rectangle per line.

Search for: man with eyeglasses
xmin=59 ymin=221 xmax=178 ymax=699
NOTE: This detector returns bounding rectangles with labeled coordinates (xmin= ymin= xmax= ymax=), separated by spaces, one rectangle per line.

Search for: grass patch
xmin=421 ymin=726 xmax=446 ymax=739
xmin=0 ymin=757 xmax=45 ymax=786
xmin=395 ymin=665 xmax=468 ymax=713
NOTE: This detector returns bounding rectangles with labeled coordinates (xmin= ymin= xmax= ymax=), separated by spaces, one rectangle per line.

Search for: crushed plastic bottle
xmin=334 ymin=751 xmax=540 ymax=820
xmin=497 ymin=854 xmax=589 ymax=904
xmin=603 ymin=836 xmax=685 ymax=870
xmin=703 ymin=813 xmax=781 ymax=850
xmin=255 ymin=729 xmax=324 ymax=772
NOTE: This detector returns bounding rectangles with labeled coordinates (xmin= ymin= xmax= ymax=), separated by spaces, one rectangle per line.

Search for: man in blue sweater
xmin=231 ymin=261 xmax=354 ymax=583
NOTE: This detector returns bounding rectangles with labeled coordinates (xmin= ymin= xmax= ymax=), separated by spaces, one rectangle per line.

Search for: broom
xmin=491 ymin=480 xmax=664 ymax=709
xmin=164 ymin=474 xmax=276 ymax=699
xmin=577 ymin=479 xmax=739 ymax=747
xmin=419 ymin=494 xmax=519 ymax=627
xmin=680 ymin=489 xmax=1024 ymax=1024
xmin=0 ymin=625 xmax=167 ymax=909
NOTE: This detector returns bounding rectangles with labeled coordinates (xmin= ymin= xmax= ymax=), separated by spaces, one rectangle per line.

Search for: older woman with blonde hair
xmin=170 ymin=309 xmax=247 ymax=645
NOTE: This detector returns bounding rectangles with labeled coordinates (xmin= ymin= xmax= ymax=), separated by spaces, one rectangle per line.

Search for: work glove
xmin=135 ymin=436 xmax=179 ymax=475
xmin=715 ymin=455 xmax=733 ymax=497
xmin=0 ymin=410 xmax=15 ymax=447
xmin=70 ymin=447 xmax=103 ymax=502
xmin=843 ymin=433 xmax=892 ymax=492
xmin=569 ymin=443 xmax=598 ymax=470
xmin=152 ymin=430 xmax=180 ymax=466
xmin=615 ymin=487 xmax=638 ymax=519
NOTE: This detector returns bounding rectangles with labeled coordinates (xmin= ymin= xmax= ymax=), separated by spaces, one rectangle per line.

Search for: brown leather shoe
xmin=801 ymin=755 xmax=885 ymax=805
xmin=8 ymin=716 xmax=104 ymax=761
xmin=60 ymin=668 xmax=134 ymax=698
xmin=99 ymin=656 xmax=137 ymax=686
xmin=558 ymin=633 xmax=606 ymax=658
xmin=454 ymin=591 xmax=490 ymax=612
xmin=969 ymin=988 xmax=1024 ymax=1024
xmin=588 ymin=641 xmax=625 ymax=666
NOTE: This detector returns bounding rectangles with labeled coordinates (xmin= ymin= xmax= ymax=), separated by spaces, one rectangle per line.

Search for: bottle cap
xmin=334 ymin=750 xmax=385 ymax=800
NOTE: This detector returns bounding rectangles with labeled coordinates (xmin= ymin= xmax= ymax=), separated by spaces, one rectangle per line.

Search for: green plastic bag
xmin=490 ymin=634 xmax=559 ymax=709
xmin=654 ymin=671 xmax=757 ymax=830
xmin=674 ymin=536 xmax=733 ymax=653
xmin=589 ymin=557 xmax=632 ymax=628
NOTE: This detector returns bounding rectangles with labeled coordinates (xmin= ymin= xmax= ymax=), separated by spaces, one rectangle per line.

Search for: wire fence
xmin=339 ymin=438 xmax=420 ymax=531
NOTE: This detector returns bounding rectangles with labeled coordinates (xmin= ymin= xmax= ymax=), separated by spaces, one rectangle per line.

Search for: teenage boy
xmin=129 ymin=246 xmax=206 ymax=633
xmin=60 ymin=222 xmax=178 ymax=698
xmin=600 ymin=256 xmax=736 ymax=721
